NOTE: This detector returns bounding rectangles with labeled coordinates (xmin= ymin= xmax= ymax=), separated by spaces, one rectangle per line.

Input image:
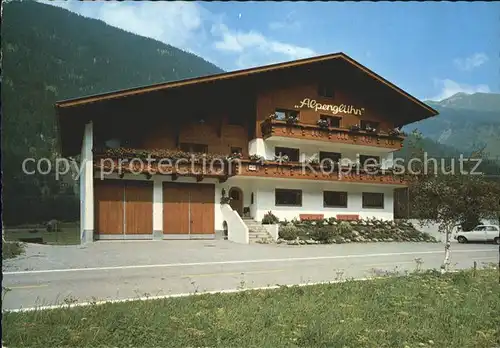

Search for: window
xmin=362 ymin=192 xmax=384 ymax=209
xmin=251 ymin=192 xmax=254 ymax=204
xmin=275 ymin=189 xmax=302 ymax=206
xmin=360 ymin=120 xmax=380 ymax=131
xmin=324 ymin=191 xmax=348 ymax=208
xmin=320 ymin=115 xmax=341 ymax=128
xmin=228 ymin=114 xmax=244 ymax=126
xmin=180 ymin=143 xmax=208 ymax=153
xmin=275 ymin=109 xmax=299 ymax=121
xmin=230 ymin=190 xmax=240 ymax=200
xmin=230 ymin=147 xmax=242 ymax=155
xmin=485 ymin=226 xmax=498 ymax=232
xmin=318 ymin=82 xmax=335 ymax=98
xmin=359 ymin=155 xmax=380 ymax=166
xmin=275 ymin=147 xmax=300 ymax=162
xmin=320 ymin=151 xmax=342 ymax=163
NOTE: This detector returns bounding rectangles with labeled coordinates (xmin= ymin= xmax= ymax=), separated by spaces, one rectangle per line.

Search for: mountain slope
xmin=403 ymin=92 xmax=500 ymax=159
xmin=1 ymin=0 xmax=225 ymax=225
xmin=427 ymin=92 xmax=500 ymax=112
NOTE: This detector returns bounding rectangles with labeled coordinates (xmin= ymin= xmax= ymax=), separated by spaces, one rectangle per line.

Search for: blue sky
xmin=46 ymin=1 xmax=499 ymax=101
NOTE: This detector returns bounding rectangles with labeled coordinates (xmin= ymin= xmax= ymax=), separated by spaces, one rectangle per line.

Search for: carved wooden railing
xmin=92 ymin=148 xmax=407 ymax=185
xmin=260 ymin=119 xmax=405 ymax=150
xmin=93 ymin=148 xmax=238 ymax=182
xmin=235 ymin=159 xmax=407 ymax=185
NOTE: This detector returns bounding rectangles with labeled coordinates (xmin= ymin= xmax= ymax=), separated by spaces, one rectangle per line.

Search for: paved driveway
xmin=2 ymin=240 xmax=498 ymax=310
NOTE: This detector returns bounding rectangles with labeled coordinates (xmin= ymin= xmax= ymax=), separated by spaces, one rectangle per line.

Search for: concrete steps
xmin=242 ymin=218 xmax=274 ymax=243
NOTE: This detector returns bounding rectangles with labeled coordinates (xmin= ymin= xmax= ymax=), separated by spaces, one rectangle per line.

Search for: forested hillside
xmin=1 ymin=0 xmax=224 ymax=225
xmin=406 ymin=92 xmax=500 ymax=159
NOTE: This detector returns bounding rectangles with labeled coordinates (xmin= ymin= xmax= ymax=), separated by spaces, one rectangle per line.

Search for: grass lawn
xmin=3 ymin=268 xmax=500 ymax=348
xmin=4 ymin=222 xmax=79 ymax=245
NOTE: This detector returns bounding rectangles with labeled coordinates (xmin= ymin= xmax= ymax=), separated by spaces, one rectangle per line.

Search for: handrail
xmin=261 ymin=118 xmax=406 ymax=140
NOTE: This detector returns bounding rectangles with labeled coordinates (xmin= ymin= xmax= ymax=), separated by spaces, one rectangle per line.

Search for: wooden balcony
xmin=235 ymin=159 xmax=407 ymax=186
xmin=260 ymin=119 xmax=405 ymax=150
xmin=93 ymin=148 xmax=237 ymax=182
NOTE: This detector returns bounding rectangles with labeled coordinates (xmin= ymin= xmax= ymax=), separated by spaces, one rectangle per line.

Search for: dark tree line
xmin=1 ymin=0 xmax=223 ymax=226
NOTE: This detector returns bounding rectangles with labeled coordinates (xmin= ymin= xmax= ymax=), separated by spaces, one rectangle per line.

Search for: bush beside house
xmin=266 ymin=215 xmax=437 ymax=245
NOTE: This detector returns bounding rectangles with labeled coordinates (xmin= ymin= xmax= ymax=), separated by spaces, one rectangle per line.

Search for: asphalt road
xmin=2 ymin=241 xmax=498 ymax=311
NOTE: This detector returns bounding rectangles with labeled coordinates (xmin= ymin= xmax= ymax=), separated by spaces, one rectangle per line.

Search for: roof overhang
xmin=56 ymin=52 xmax=439 ymax=157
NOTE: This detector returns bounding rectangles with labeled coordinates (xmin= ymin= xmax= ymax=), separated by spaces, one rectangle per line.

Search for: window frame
xmin=275 ymin=146 xmax=300 ymax=162
xmin=180 ymin=143 xmax=208 ymax=153
xmin=360 ymin=120 xmax=380 ymax=131
xmin=320 ymin=114 xmax=341 ymax=128
xmin=318 ymin=83 xmax=335 ymax=98
xmin=275 ymin=188 xmax=302 ymax=207
xmin=275 ymin=108 xmax=299 ymax=121
xmin=230 ymin=146 xmax=243 ymax=155
xmin=320 ymin=151 xmax=342 ymax=163
xmin=323 ymin=191 xmax=348 ymax=208
xmin=359 ymin=154 xmax=381 ymax=167
xmin=362 ymin=192 xmax=385 ymax=209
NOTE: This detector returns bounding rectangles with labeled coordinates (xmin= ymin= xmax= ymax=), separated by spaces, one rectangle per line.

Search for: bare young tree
xmin=406 ymin=131 xmax=500 ymax=273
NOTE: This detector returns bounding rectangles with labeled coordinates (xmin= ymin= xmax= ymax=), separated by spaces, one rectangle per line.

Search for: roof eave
xmin=54 ymin=52 xmax=438 ymax=116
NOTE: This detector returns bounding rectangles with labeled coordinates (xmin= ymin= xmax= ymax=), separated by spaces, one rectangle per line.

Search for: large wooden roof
xmin=56 ymin=52 xmax=439 ymax=157
xmin=55 ymin=52 xmax=438 ymax=115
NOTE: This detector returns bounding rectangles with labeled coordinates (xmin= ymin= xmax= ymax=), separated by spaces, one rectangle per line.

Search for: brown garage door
xmin=163 ymin=182 xmax=215 ymax=236
xmin=94 ymin=180 xmax=124 ymax=235
xmin=95 ymin=180 xmax=152 ymax=236
xmin=125 ymin=181 xmax=153 ymax=234
xmin=190 ymin=184 xmax=215 ymax=234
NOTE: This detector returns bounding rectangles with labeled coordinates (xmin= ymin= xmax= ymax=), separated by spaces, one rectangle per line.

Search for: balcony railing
xmin=93 ymin=148 xmax=237 ymax=182
xmin=92 ymin=148 xmax=406 ymax=185
xmin=261 ymin=119 xmax=405 ymax=150
xmin=235 ymin=159 xmax=407 ymax=185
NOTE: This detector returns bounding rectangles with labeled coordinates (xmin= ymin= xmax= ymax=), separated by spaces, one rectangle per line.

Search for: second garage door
xmin=163 ymin=182 xmax=215 ymax=236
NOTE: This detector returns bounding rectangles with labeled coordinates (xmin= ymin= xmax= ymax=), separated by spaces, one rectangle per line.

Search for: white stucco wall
xmin=251 ymin=178 xmax=395 ymax=222
xmin=249 ymin=138 xmax=395 ymax=168
xmin=215 ymin=177 xmax=259 ymax=230
xmin=221 ymin=204 xmax=249 ymax=244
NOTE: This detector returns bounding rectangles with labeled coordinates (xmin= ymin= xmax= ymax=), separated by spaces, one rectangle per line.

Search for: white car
xmin=454 ymin=224 xmax=499 ymax=244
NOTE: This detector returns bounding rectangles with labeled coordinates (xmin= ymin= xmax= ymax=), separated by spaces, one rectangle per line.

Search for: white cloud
xmin=268 ymin=11 xmax=301 ymax=31
xmin=430 ymin=78 xmax=490 ymax=101
xmin=453 ymin=53 xmax=489 ymax=71
xmin=41 ymin=1 xmax=317 ymax=70
xmin=211 ymin=23 xmax=316 ymax=68
xmin=40 ymin=1 xmax=208 ymax=52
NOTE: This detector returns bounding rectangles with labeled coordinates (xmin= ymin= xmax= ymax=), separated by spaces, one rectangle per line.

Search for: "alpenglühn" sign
xmin=294 ymin=98 xmax=365 ymax=116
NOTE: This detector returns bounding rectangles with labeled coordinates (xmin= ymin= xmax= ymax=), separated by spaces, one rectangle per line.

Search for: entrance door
xmin=229 ymin=187 xmax=243 ymax=216
xmin=163 ymin=182 xmax=215 ymax=236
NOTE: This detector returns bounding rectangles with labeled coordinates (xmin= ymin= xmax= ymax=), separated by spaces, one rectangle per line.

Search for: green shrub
xmin=262 ymin=211 xmax=279 ymax=225
xmin=337 ymin=221 xmax=353 ymax=236
xmin=278 ymin=225 xmax=299 ymax=240
xmin=327 ymin=217 xmax=338 ymax=225
xmin=310 ymin=226 xmax=337 ymax=243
